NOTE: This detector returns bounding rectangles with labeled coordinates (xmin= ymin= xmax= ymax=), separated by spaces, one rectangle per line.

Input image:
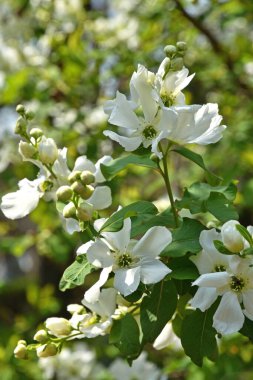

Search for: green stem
xmin=45 ymin=164 xmax=57 ymax=180
xmin=158 ymin=143 xmax=179 ymax=227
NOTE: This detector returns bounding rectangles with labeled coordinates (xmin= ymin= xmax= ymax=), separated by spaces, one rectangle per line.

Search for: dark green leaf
xmin=169 ymin=256 xmax=199 ymax=279
xmin=162 ymin=218 xmax=205 ymax=257
xmin=181 ymin=305 xmax=218 ymax=366
xmin=109 ymin=314 xmax=141 ymax=359
xmin=236 ymin=224 xmax=253 ymax=246
xmin=173 ymin=146 xmax=222 ymax=185
xmin=59 ymin=255 xmax=94 ymax=291
xmin=205 ymin=193 xmax=238 ymax=222
xmin=240 ymin=318 xmax=253 ymax=342
xmin=213 ymin=240 xmax=234 ymax=255
xmin=101 ymin=154 xmax=157 ymax=180
xmin=140 ymin=280 xmax=177 ymax=343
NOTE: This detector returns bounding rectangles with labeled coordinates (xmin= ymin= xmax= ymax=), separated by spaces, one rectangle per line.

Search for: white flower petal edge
xmin=133 ymin=226 xmax=172 ymax=258
xmin=191 ymin=287 xmax=218 ymax=312
xmin=82 ymin=288 xmax=117 ymax=317
xmin=84 ymin=267 xmax=112 ymax=303
xmin=87 ymin=186 xmax=112 ymax=210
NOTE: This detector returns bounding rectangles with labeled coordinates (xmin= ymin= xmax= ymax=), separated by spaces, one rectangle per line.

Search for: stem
xmin=158 ymin=143 xmax=179 ymax=227
xmin=45 ymin=164 xmax=57 ymax=180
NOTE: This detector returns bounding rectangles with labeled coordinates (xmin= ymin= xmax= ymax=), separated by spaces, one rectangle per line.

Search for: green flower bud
xmin=30 ymin=128 xmax=43 ymax=139
xmin=176 ymin=41 xmax=187 ymax=51
xmin=164 ymin=45 xmax=177 ymax=57
xmin=63 ymin=202 xmax=76 ymax=218
xmin=56 ymin=186 xmax=73 ymax=202
xmin=14 ymin=343 xmax=27 ymax=359
xmin=80 ymin=170 xmax=95 ymax=185
xmin=16 ymin=104 xmax=26 ymax=115
xmin=38 ymin=137 xmax=58 ymax=165
xmin=68 ymin=171 xmax=82 ymax=183
xmin=36 ymin=343 xmax=58 ymax=358
xmin=33 ymin=329 xmax=48 ymax=343
xmin=76 ymin=206 xmax=91 ymax=222
xmin=19 ymin=141 xmax=37 ymax=159
xmin=17 ymin=340 xmax=27 ymax=346
xmin=25 ymin=110 xmax=35 ymax=120
xmin=150 ymin=153 xmax=159 ymax=162
xmin=15 ymin=117 xmax=27 ymax=135
xmin=171 ymin=57 xmax=184 ymax=71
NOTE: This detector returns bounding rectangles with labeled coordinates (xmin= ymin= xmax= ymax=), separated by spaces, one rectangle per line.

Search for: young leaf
xmin=213 ymin=240 xmax=234 ymax=255
xmin=173 ymin=146 xmax=221 ymax=185
xmin=109 ymin=313 xmax=141 ymax=359
xmin=99 ymin=201 xmax=158 ymax=233
xmin=236 ymin=224 xmax=253 ymax=247
xmin=100 ymin=153 xmax=157 ymax=180
xmin=181 ymin=305 xmax=218 ymax=367
xmin=162 ymin=218 xmax=205 ymax=257
xmin=140 ymin=280 xmax=177 ymax=343
xmin=59 ymin=255 xmax=94 ymax=291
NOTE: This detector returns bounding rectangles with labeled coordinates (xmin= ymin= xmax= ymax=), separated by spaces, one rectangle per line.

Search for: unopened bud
xmin=67 ymin=304 xmax=85 ymax=315
xmin=25 ymin=110 xmax=35 ymax=120
xmin=76 ymin=207 xmax=91 ymax=222
xmin=56 ymin=186 xmax=73 ymax=202
xmin=19 ymin=141 xmax=37 ymax=159
xmin=17 ymin=340 xmax=27 ymax=346
xmin=45 ymin=317 xmax=72 ymax=337
xmin=221 ymin=220 xmax=244 ymax=253
xmin=38 ymin=137 xmax=58 ymax=165
xmin=34 ymin=329 xmax=48 ymax=343
xmin=176 ymin=41 xmax=187 ymax=51
xmin=30 ymin=128 xmax=43 ymax=139
xmin=63 ymin=202 xmax=76 ymax=218
xmin=36 ymin=343 xmax=58 ymax=358
xmin=16 ymin=104 xmax=26 ymax=115
xmin=14 ymin=343 xmax=27 ymax=359
xmin=171 ymin=57 xmax=184 ymax=71
xmin=71 ymin=182 xmax=94 ymax=199
xmin=150 ymin=153 xmax=159 ymax=162
xmin=68 ymin=171 xmax=82 ymax=183
xmin=80 ymin=170 xmax=95 ymax=185
xmin=164 ymin=45 xmax=177 ymax=57
xmin=15 ymin=117 xmax=27 ymax=135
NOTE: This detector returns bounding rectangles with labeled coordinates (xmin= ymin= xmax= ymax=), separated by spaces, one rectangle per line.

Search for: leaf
xmin=140 ymin=280 xmax=177 ymax=343
xmin=213 ymin=240 xmax=234 ymax=255
xmin=99 ymin=201 xmax=158 ymax=232
xmin=236 ymin=224 xmax=253 ymax=246
xmin=101 ymin=153 xmax=157 ymax=180
xmin=169 ymin=256 xmax=199 ymax=280
xmin=109 ymin=314 xmax=141 ymax=359
xmin=240 ymin=317 xmax=253 ymax=342
xmin=173 ymin=146 xmax=221 ymax=185
xmin=205 ymin=193 xmax=238 ymax=222
xmin=162 ymin=218 xmax=206 ymax=257
xmin=59 ymin=255 xmax=94 ymax=291
xmin=181 ymin=305 xmax=218 ymax=366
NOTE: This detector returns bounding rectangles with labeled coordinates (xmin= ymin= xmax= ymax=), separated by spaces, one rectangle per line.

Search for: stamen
xmin=215 ymin=265 xmax=226 ymax=272
xmin=117 ymin=253 xmax=133 ymax=268
xmin=142 ymin=125 xmax=157 ymax=140
xmin=230 ymin=276 xmax=245 ymax=292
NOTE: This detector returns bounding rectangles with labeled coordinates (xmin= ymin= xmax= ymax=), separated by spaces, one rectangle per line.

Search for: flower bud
xmin=150 ymin=153 xmax=159 ymax=162
xmin=56 ymin=186 xmax=73 ymax=202
xmin=67 ymin=304 xmax=85 ymax=315
xmin=25 ymin=110 xmax=35 ymax=120
xmin=164 ymin=45 xmax=177 ymax=57
xmin=33 ymin=329 xmax=48 ymax=343
xmin=30 ymin=128 xmax=43 ymax=139
xmin=76 ymin=207 xmax=91 ymax=222
xmin=14 ymin=343 xmax=27 ymax=359
xmin=16 ymin=104 xmax=26 ymax=115
xmin=68 ymin=170 xmax=82 ymax=183
xmin=221 ymin=220 xmax=244 ymax=253
xmin=19 ymin=141 xmax=37 ymax=159
xmin=15 ymin=117 xmax=27 ymax=135
xmin=176 ymin=41 xmax=187 ymax=51
xmin=36 ymin=343 xmax=58 ymax=358
xmin=38 ymin=137 xmax=58 ymax=165
xmin=71 ymin=182 xmax=94 ymax=199
xmin=80 ymin=170 xmax=95 ymax=185
xmin=171 ymin=57 xmax=184 ymax=71
xmin=45 ymin=317 xmax=72 ymax=337
xmin=63 ymin=202 xmax=76 ymax=218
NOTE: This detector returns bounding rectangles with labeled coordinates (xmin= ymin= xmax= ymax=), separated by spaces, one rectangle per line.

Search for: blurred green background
xmin=1 ymin=0 xmax=253 ymax=379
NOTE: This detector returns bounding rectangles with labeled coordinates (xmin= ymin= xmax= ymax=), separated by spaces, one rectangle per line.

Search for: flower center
xmin=160 ymin=92 xmax=176 ymax=107
xmin=215 ymin=265 xmax=226 ymax=272
xmin=142 ymin=125 xmax=157 ymax=140
xmin=117 ymin=253 xmax=133 ymax=268
xmin=230 ymin=276 xmax=245 ymax=292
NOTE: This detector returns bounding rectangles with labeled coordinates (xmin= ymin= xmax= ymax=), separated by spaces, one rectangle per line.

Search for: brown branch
xmin=174 ymin=0 xmax=252 ymax=96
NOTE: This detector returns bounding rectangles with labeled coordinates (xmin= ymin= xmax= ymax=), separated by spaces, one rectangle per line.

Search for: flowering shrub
xmin=3 ymin=42 xmax=253 ymax=370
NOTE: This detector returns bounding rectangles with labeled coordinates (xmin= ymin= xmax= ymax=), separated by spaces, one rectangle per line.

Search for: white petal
xmin=191 ymin=287 xmax=218 ymax=311
xmin=140 ymin=260 xmax=171 ymax=284
xmin=103 ymin=130 xmax=142 ymax=151
xmin=87 ymin=186 xmax=111 ymax=210
xmin=52 ymin=147 xmax=70 ymax=181
xmin=64 ymin=217 xmax=81 ymax=234
xmin=199 ymin=228 xmax=221 ymax=255
xmin=193 ymin=272 xmax=230 ymax=288
xmin=107 ymin=91 xmax=139 ymax=130
xmin=102 ymin=218 xmax=131 ymax=252
xmin=84 ymin=267 xmax=112 ymax=303
xmin=94 ymin=155 xmax=112 ymax=182
xmin=73 ymin=155 xmax=96 ymax=173
xmin=86 ymin=239 xmax=114 ymax=268
xmin=83 ymin=319 xmax=112 ymax=338
xmin=242 ymin=290 xmax=253 ymax=320
xmin=82 ymin=288 xmax=117 ymax=317
xmin=76 ymin=241 xmax=94 ymax=255
xmin=114 ymin=266 xmax=141 ymax=296
xmin=213 ymin=292 xmax=244 ymax=335
xmin=1 ymin=178 xmax=42 ymax=219
xmin=153 ymin=323 xmax=181 ymax=350
xmin=133 ymin=226 xmax=172 ymax=258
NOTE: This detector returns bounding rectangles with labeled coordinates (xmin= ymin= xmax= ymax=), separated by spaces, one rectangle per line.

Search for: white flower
xmin=221 ymin=220 xmax=246 ymax=253
xmin=45 ymin=317 xmax=72 ymax=337
xmin=192 ymin=255 xmax=253 ymax=335
xmin=77 ymin=218 xmax=172 ymax=301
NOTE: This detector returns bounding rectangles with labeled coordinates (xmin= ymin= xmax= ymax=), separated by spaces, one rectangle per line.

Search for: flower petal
xmin=114 ymin=266 xmax=141 ymax=296
xmin=102 ymin=218 xmax=131 ymax=252
xmin=191 ymin=287 xmax=218 ymax=311
xmin=64 ymin=217 xmax=81 ymax=234
xmin=76 ymin=241 xmax=94 ymax=255
xmin=242 ymin=290 xmax=253 ymax=320
xmin=94 ymin=155 xmax=112 ymax=182
xmin=84 ymin=267 xmax=112 ymax=303
xmin=132 ymin=226 xmax=172 ymax=258
xmin=87 ymin=186 xmax=112 ymax=210
xmin=86 ymin=239 xmax=114 ymax=268
xmin=213 ymin=292 xmax=244 ymax=335
xmin=193 ymin=272 xmax=230 ymax=289
xmin=107 ymin=91 xmax=139 ymax=130
xmin=103 ymin=130 xmax=142 ymax=151
xmin=73 ymin=155 xmax=96 ymax=173
xmin=140 ymin=260 xmax=171 ymax=284
xmin=82 ymin=288 xmax=117 ymax=317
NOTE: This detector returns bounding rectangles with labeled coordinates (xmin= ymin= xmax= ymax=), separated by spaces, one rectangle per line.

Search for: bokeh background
xmin=1 ymin=0 xmax=253 ymax=379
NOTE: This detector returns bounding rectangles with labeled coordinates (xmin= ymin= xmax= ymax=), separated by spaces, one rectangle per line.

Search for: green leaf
xmin=213 ymin=240 xmax=234 ymax=255
xmin=162 ymin=218 xmax=206 ymax=257
xmin=101 ymin=153 xmax=157 ymax=180
xmin=59 ymin=255 xmax=94 ymax=291
xmin=169 ymin=256 xmax=199 ymax=280
xmin=205 ymin=192 xmax=238 ymax=222
xmin=173 ymin=146 xmax=221 ymax=185
xmin=140 ymin=280 xmax=177 ymax=343
xmin=99 ymin=201 xmax=158 ymax=232
xmin=181 ymin=305 xmax=218 ymax=366
xmin=236 ymin=224 xmax=253 ymax=247
xmin=240 ymin=317 xmax=253 ymax=342
xmin=109 ymin=314 xmax=141 ymax=359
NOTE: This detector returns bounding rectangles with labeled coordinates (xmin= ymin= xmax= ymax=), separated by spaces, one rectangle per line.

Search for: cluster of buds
xmin=162 ymin=41 xmax=187 ymax=74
